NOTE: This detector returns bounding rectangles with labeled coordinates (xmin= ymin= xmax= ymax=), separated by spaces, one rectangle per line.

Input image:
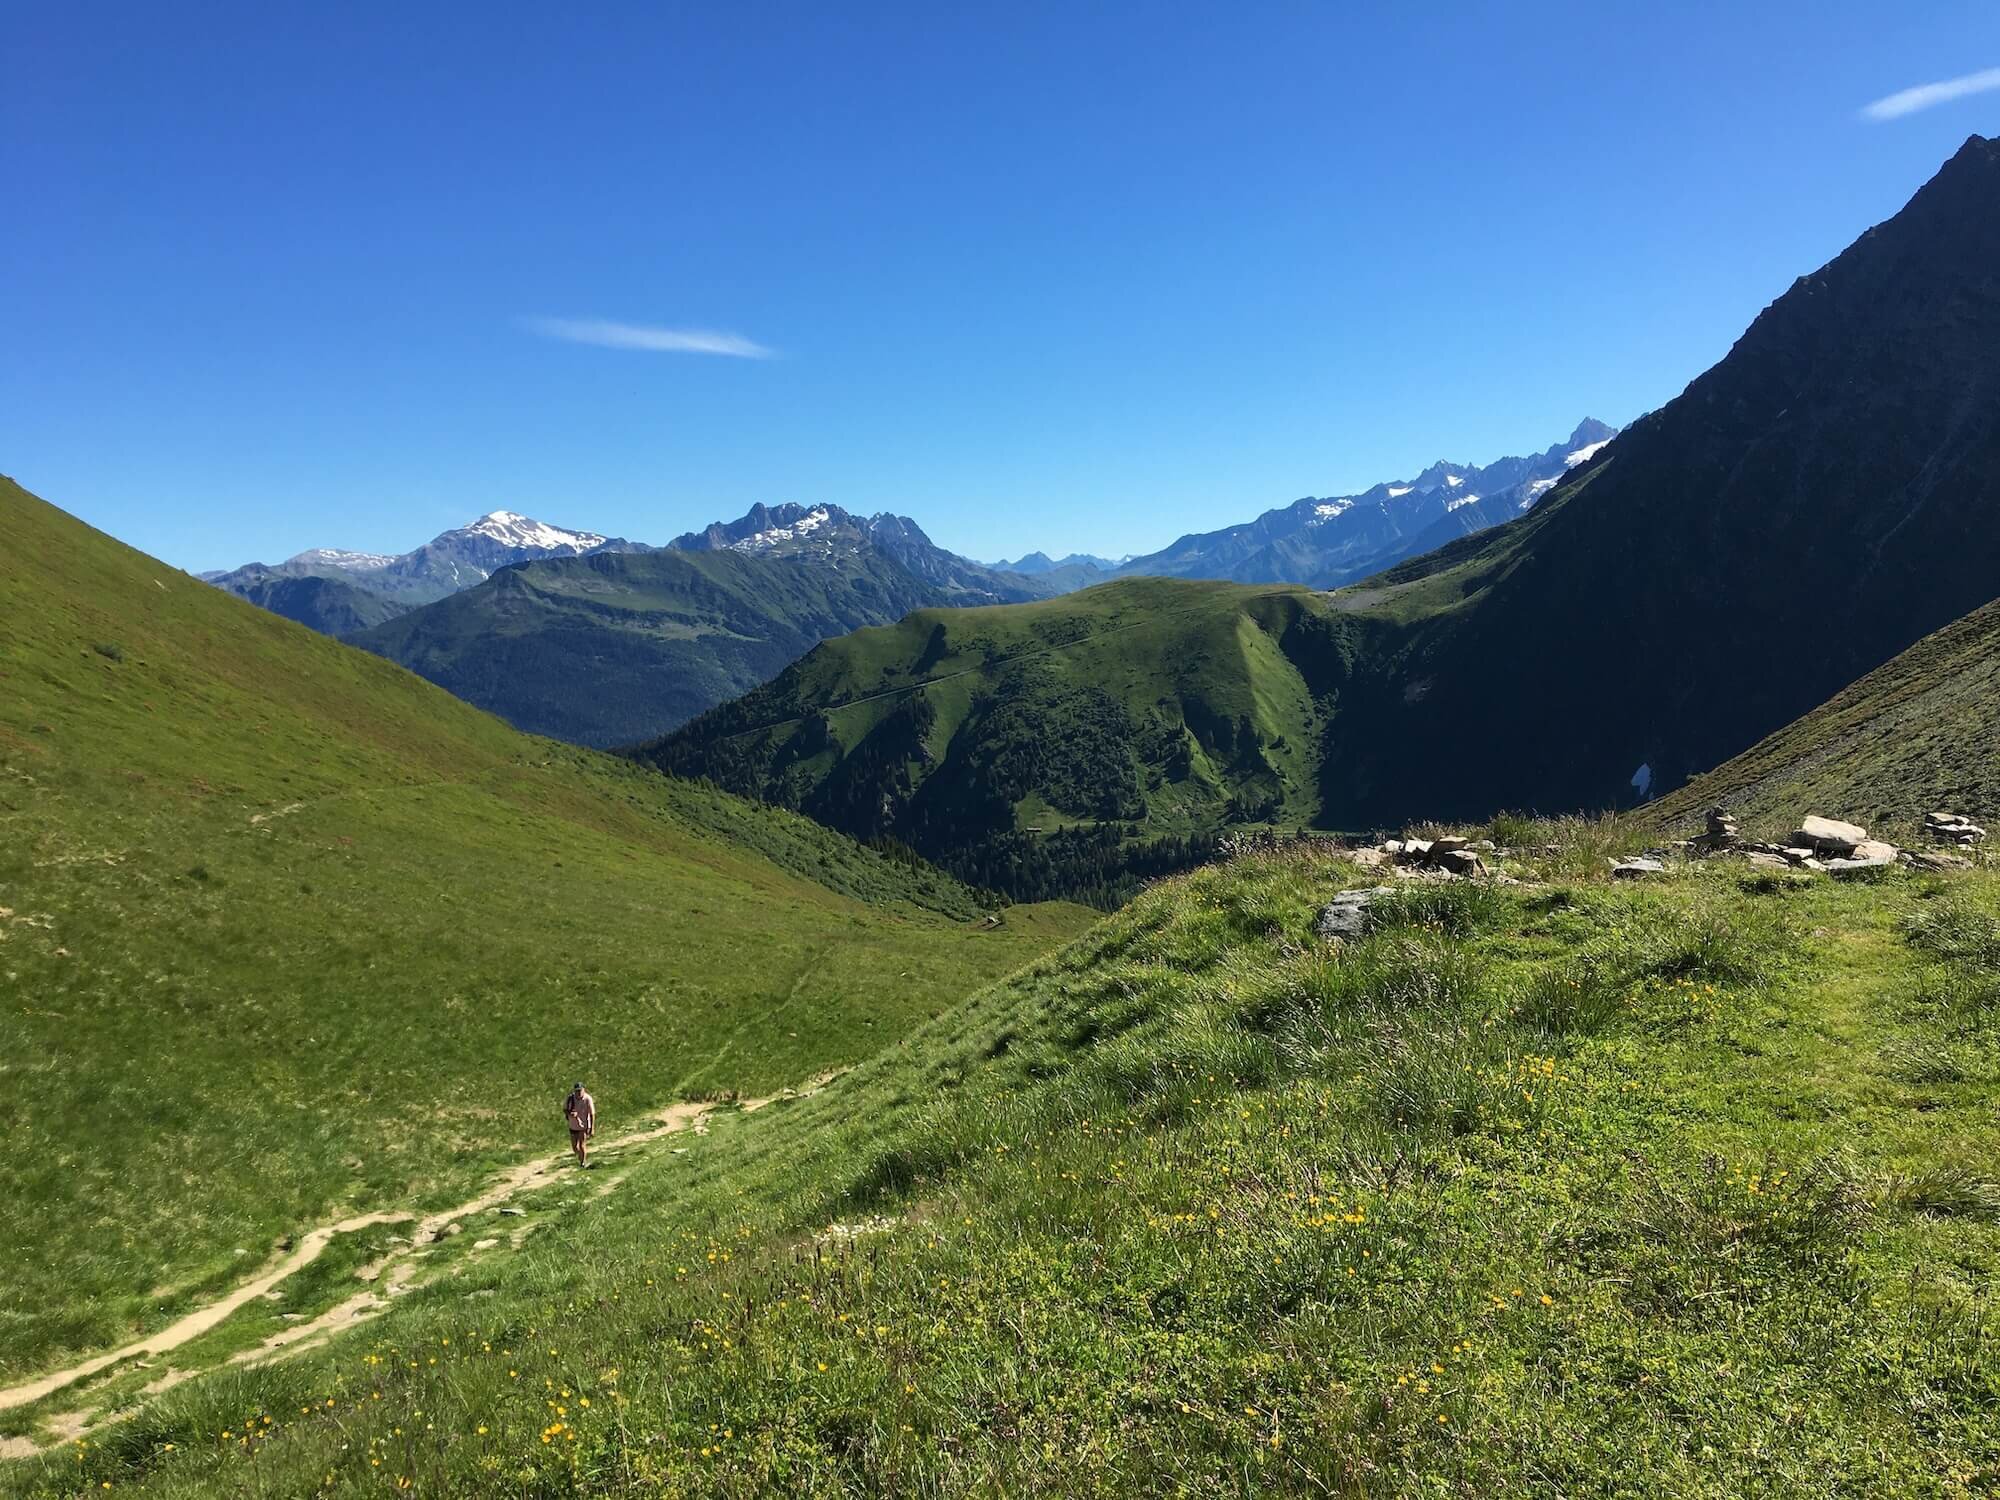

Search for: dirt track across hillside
xmin=0 ymin=1075 xmax=837 ymax=1457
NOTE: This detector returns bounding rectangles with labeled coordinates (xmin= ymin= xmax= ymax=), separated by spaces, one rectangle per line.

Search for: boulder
xmin=1903 ymin=847 xmax=1973 ymax=872
xmin=1743 ymin=851 xmax=1793 ymax=871
xmin=1396 ymin=838 xmax=1434 ymax=865
xmin=1436 ymin=848 xmax=1484 ymax=876
xmin=1429 ymin=835 xmax=1470 ymax=857
xmin=1792 ymin=815 xmax=1868 ymax=854
xmin=1779 ymin=847 xmax=1818 ymax=866
xmin=1380 ymin=839 xmax=1404 ymax=856
xmin=1824 ymin=851 xmax=1896 ymax=877
xmin=1610 ymin=857 xmax=1665 ymax=879
xmin=1849 ymin=839 xmax=1900 ymax=863
xmin=1347 ymin=847 xmax=1389 ymax=870
xmin=1316 ymin=887 xmax=1394 ymax=939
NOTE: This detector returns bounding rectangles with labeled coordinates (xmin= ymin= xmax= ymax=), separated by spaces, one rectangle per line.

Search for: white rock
xmin=1792 ymin=815 xmax=1868 ymax=854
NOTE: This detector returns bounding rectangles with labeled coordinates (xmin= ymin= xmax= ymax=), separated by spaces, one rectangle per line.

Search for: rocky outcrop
xmin=1345 ymin=833 xmax=1488 ymax=879
xmin=1317 ymin=887 xmax=1394 ymax=939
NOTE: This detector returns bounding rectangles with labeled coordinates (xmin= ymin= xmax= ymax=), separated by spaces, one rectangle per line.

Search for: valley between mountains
xmin=2 ymin=135 xmax=1998 ymax=1497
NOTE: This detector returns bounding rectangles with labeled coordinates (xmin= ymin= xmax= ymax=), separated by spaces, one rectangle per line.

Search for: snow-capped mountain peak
xmin=462 ymin=511 xmax=607 ymax=552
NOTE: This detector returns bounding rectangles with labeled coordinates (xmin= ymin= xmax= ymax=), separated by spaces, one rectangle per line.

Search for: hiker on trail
xmin=564 ymin=1082 xmax=596 ymax=1167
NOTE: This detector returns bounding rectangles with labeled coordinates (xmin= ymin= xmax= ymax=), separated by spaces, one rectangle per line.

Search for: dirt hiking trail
xmin=0 ymin=1075 xmax=837 ymax=1457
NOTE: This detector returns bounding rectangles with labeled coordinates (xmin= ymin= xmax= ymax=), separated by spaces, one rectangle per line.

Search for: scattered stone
xmin=1849 ymin=839 xmax=1900 ymax=863
xmin=1924 ymin=811 xmax=1987 ymax=845
xmin=1779 ymin=847 xmax=1818 ymax=866
xmin=1346 ymin=847 xmax=1389 ymax=870
xmin=1904 ymin=847 xmax=1973 ymax=872
xmin=497 ymin=1207 xmax=526 ymax=1218
xmin=433 ymin=1222 xmax=463 ymax=1242
xmin=1792 ymin=815 xmax=1869 ymax=854
xmin=1610 ymin=857 xmax=1665 ymax=879
xmin=1436 ymin=848 xmax=1485 ymax=876
xmin=1396 ymin=838 xmax=1434 ymax=865
xmin=1706 ymin=807 xmax=1740 ymax=840
xmin=472 ymin=1238 xmax=500 ymax=1251
xmin=1429 ymin=835 xmax=1470 ymax=856
xmin=1743 ymin=852 xmax=1793 ymax=871
xmin=1316 ymin=887 xmax=1394 ymax=939
xmin=1380 ymin=839 xmax=1404 ymax=856
xmin=1824 ymin=850 xmax=1896 ymax=877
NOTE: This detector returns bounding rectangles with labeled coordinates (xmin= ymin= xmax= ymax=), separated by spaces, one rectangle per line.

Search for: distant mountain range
xmin=204 ymin=511 xmax=643 ymax=616
xmin=202 ymin=423 xmax=1627 ymax=756
xmin=346 ymin=507 xmax=1058 ymax=746
xmin=1094 ymin=419 xmax=1616 ymax=589
xmin=651 ymin=134 xmax=2000 ymax=896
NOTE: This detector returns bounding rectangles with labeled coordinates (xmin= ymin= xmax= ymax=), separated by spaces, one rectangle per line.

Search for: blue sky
xmin=6 ymin=2 xmax=1998 ymax=572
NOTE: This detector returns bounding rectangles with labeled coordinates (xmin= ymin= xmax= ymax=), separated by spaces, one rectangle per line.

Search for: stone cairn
xmin=1925 ymin=811 xmax=1988 ymax=847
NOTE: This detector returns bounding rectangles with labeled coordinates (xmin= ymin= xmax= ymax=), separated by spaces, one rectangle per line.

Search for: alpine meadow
xmin=6 ymin=10 xmax=2000 ymax=1498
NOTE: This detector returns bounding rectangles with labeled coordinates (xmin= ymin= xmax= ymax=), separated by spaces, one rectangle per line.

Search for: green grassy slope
xmin=1650 ymin=594 xmax=2000 ymax=834
xmin=644 ymin=577 xmax=1375 ymax=902
xmin=349 ymin=547 xmax=949 ymax=749
xmin=0 ymin=477 xmax=1094 ymax=1378
xmin=16 ymin=833 xmax=1997 ymax=1494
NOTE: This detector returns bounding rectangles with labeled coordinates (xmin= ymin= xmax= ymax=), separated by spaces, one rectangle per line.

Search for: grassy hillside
xmin=349 ymin=547 xmax=950 ymax=749
xmin=645 ymin=578 xmax=1374 ymax=903
xmin=11 ymin=830 xmax=1996 ymax=1493
xmin=0 ymin=477 xmax=1093 ymax=1379
xmin=1651 ymin=595 xmax=2000 ymax=835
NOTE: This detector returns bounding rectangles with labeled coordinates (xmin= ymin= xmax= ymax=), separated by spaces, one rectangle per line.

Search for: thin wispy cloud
xmin=1860 ymin=66 xmax=2000 ymax=121
xmin=522 ymin=316 xmax=775 ymax=358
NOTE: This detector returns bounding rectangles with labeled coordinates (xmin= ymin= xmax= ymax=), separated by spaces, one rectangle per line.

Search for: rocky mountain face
xmin=669 ymin=502 xmax=1053 ymax=605
xmin=1108 ymin=419 xmax=1616 ymax=588
xmin=1316 ymin=133 xmax=2000 ymax=823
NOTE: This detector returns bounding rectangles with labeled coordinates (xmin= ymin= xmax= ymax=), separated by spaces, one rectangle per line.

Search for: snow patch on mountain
xmin=1564 ymin=440 xmax=1611 ymax=468
xmin=1520 ymin=476 xmax=1561 ymax=510
xmin=287 ymin=548 xmax=397 ymax=572
xmin=729 ymin=506 xmax=833 ymax=552
xmin=1385 ymin=486 xmax=1413 ymax=499
xmin=1310 ymin=500 xmax=1354 ymax=524
xmin=466 ymin=511 xmax=607 ymax=552
xmin=1446 ymin=494 xmax=1483 ymax=512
